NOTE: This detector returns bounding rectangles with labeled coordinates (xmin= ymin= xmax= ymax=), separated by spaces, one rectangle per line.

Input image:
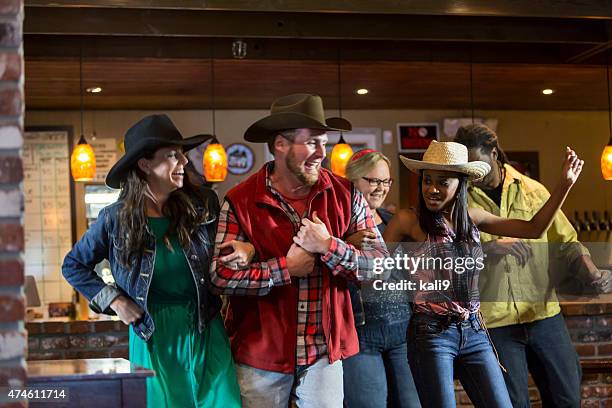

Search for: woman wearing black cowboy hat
xmin=62 ymin=114 xmax=252 ymax=407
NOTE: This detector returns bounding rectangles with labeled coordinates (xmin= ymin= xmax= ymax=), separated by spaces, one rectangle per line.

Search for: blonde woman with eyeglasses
xmin=343 ymin=149 xmax=421 ymax=408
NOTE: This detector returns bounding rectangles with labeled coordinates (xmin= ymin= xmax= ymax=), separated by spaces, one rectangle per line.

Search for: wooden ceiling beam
xmin=567 ymin=42 xmax=612 ymax=63
xmin=25 ymin=35 xmax=589 ymax=64
xmin=566 ymin=22 xmax=612 ymax=63
xmin=24 ymin=7 xmax=608 ymax=44
xmin=24 ymin=0 xmax=612 ymax=19
xmin=23 ymin=59 xmax=611 ymax=111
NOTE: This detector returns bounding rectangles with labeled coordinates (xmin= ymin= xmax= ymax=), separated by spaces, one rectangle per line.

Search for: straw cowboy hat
xmin=399 ymin=140 xmax=491 ymax=180
xmin=244 ymin=93 xmax=352 ymax=142
xmin=106 ymin=114 xmax=212 ymax=189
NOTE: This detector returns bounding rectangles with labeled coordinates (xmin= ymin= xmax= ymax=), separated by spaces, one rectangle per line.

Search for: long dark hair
xmin=417 ymin=171 xmax=475 ymax=243
xmin=115 ymin=153 xmax=213 ymax=267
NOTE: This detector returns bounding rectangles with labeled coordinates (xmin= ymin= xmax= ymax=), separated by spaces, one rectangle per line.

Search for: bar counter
xmin=28 ymin=358 xmax=153 ymax=408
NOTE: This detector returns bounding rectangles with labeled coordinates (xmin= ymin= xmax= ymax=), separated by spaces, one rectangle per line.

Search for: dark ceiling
xmin=23 ymin=0 xmax=612 ymax=110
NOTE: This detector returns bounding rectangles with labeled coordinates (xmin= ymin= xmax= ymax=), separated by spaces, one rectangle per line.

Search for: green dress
xmin=129 ymin=217 xmax=241 ymax=408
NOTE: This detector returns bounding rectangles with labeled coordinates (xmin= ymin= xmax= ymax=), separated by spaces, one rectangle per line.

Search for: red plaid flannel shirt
xmin=211 ymin=166 xmax=387 ymax=366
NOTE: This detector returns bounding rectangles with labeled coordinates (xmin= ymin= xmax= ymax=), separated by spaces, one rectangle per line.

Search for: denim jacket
xmin=62 ymin=189 xmax=222 ymax=341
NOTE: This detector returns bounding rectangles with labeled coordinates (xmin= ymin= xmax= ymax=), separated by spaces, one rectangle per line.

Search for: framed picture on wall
xmin=397 ymin=123 xmax=439 ymax=152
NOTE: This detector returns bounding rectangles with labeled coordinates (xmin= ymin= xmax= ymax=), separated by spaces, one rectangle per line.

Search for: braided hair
xmin=454 ymin=124 xmax=508 ymax=165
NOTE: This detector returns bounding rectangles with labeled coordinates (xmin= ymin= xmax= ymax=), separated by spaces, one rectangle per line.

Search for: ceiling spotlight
xmin=86 ymin=87 xmax=102 ymax=94
xmin=542 ymin=89 xmax=554 ymax=95
xmin=356 ymin=88 xmax=369 ymax=95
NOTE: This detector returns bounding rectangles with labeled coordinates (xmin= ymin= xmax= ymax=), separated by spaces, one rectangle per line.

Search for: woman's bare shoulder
xmin=389 ymin=208 xmax=423 ymax=238
xmin=395 ymin=208 xmax=418 ymax=223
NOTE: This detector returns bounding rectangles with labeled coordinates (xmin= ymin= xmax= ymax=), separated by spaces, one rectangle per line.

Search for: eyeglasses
xmin=362 ymin=177 xmax=393 ymax=187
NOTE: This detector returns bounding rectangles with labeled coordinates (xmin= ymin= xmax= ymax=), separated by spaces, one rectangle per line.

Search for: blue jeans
xmin=488 ymin=313 xmax=582 ymax=408
xmin=343 ymin=321 xmax=421 ymax=408
xmin=407 ymin=313 xmax=512 ymax=408
xmin=236 ymin=358 xmax=343 ymax=408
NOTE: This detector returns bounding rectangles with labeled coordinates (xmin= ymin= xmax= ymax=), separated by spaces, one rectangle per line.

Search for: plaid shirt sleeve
xmin=210 ymin=200 xmax=292 ymax=296
xmin=320 ymin=187 xmax=389 ymax=281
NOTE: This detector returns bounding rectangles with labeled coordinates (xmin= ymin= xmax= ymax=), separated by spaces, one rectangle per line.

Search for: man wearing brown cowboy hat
xmin=210 ymin=94 xmax=389 ymax=407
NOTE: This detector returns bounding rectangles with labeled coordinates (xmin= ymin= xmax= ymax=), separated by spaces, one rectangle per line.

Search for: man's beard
xmin=286 ymin=148 xmax=319 ymax=186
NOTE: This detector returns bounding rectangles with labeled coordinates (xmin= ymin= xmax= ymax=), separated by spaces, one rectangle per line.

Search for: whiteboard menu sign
xmin=23 ymin=128 xmax=75 ymax=309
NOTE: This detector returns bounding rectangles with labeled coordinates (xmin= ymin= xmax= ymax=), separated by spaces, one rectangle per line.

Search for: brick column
xmin=0 ymin=0 xmax=26 ymax=407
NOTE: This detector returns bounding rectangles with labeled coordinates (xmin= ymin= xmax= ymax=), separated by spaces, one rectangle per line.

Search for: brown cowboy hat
xmin=244 ymin=93 xmax=352 ymax=142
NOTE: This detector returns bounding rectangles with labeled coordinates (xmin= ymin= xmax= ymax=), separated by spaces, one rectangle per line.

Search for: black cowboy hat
xmin=106 ymin=114 xmax=212 ymax=189
xmin=244 ymin=93 xmax=352 ymax=143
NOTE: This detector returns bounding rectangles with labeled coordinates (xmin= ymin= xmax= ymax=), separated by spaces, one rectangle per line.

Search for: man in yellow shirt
xmin=456 ymin=124 xmax=611 ymax=408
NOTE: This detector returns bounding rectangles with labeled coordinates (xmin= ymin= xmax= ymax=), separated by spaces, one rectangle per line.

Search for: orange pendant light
xmin=602 ymin=138 xmax=612 ymax=180
xmin=203 ymin=138 xmax=227 ymax=182
xmin=330 ymin=134 xmax=353 ymax=177
xmin=71 ymin=51 xmax=96 ymax=182
xmin=330 ymin=52 xmax=353 ymax=178
xmin=71 ymin=135 xmax=96 ymax=181
xmin=603 ymin=60 xmax=612 ymax=180
xmin=202 ymin=44 xmax=227 ymax=183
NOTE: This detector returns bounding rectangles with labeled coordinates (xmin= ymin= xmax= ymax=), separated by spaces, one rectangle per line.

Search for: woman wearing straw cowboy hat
xmin=62 ymin=114 xmax=254 ymax=407
xmin=383 ymin=140 xmax=584 ymax=408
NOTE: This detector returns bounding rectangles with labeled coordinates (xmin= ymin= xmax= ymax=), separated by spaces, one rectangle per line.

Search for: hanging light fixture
xmin=601 ymin=55 xmax=612 ymax=180
xmin=203 ymin=42 xmax=228 ymax=182
xmin=330 ymin=51 xmax=353 ymax=177
xmin=70 ymin=49 xmax=96 ymax=182
xmin=204 ymin=140 xmax=227 ymax=182
xmin=331 ymin=136 xmax=353 ymax=177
